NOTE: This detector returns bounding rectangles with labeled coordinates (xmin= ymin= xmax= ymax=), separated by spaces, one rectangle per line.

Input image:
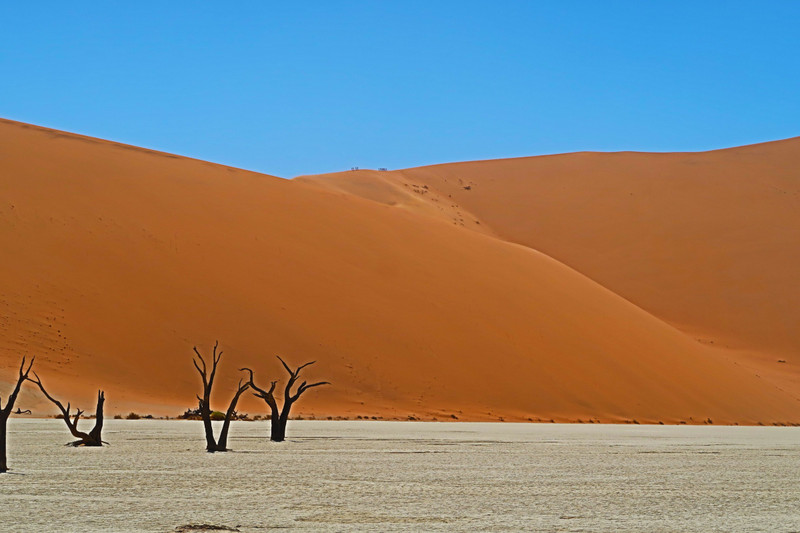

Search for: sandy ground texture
xmin=2 ymin=420 xmax=799 ymax=532
xmin=1 ymin=118 xmax=798 ymax=424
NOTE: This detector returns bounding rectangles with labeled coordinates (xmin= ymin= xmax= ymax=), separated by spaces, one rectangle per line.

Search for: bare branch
xmin=27 ymin=372 xmax=100 ymax=445
xmin=2 ymin=356 xmax=34 ymax=413
xmin=293 ymin=381 xmax=330 ymax=402
xmin=192 ymin=358 xmax=205 ymax=379
xmin=207 ymin=342 xmax=221 ymax=390
xmin=276 ymin=355 xmax=294 ymax=376
xmin=213 ymin=341 xmax=222 ymax=366
xmin=19 ymin=356 xmax=35 ymax=380
xmin=295 ymin=361 xmax=316 ymax=374
xmin=241 ymin=368 xmax=279 ymax=419
xmin=27 ymin=371 xmax=69 ymax=419
xmin=192 ymin=347 xmax=207 ymax=372
xmin=240 ymin=368 xmax=272 ymax=398
xmin=215 ymin=377 xmax=250 ymax=450
xmin=301 ymin=381 xmax=330 ymax=392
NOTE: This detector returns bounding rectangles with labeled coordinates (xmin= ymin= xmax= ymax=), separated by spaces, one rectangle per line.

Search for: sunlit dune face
xmin=1 ymin=119 xmax=798 ymax=425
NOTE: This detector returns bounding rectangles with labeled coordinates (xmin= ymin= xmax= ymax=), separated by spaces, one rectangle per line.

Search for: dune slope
xmin=1 ymin=119 xmax=798 ymax=424
xmin=299 ymin=141 xmax=800 ymax=400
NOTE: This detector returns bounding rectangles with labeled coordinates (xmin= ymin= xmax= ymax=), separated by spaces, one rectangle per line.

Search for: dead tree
xmin=1 ymin=357 xmax=34 ymax=473
xmin=242 ymin=356 xmax=329 ymax=442
xmin=27 ymin=372 xmax=105 ymax=446
xmin=241 ymin=368 xmax=280 ymax=440
xmin=192 ymin=341 xmax=250 ymax=452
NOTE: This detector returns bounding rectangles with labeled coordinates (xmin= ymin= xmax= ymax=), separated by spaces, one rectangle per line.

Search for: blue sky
xmin=2 ymin=2 xmax=798 ymax=177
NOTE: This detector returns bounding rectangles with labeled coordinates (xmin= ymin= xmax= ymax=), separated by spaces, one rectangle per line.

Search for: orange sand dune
xmin=1 ymin=118 xmax=798 ymax=425
xmin=299 ymin=140 xmax=800 ymax=403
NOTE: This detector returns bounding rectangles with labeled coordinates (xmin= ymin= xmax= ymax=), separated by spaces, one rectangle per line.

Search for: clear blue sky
xmin=2 ymin=2 xmax=798 ymax=177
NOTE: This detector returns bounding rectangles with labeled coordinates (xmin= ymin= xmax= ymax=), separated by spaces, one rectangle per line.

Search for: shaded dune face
xmin=1 ymin=118 xmax=798 ymax=424
xmin=299 ymin=140 xmax=800 ymax=413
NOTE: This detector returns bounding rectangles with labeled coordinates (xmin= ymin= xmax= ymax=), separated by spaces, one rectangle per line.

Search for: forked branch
xmin=240 ymin=367 xmax=278 ymax=411
xmin=27 ymin=372 xmax=105 ymax=446
xmin=192 ymin=341 xmax=249 ymax=452
xmin=1 ymin=356 xmax=35 ymax=415
xmin=1 ymin=357 xmax=35 ymax=473
xmin=246 ymin=356 xmax=329 ymax=442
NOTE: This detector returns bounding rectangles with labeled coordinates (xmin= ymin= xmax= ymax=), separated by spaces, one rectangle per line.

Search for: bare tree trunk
xmin=241 ymin=368 xmax=283 ymax=441
xmin=198 ymin=398 xmax=216 ymax=451
xmin=0 ymin=423 xmax=6 ymax=473
xmin=216 ymin=383 xmax=250 ymax=450
xmin=88 ymin=390 xmax=104 ymax=445
xmin=272 ymin=412 xmax=286 ymax=442
xmin=27 ymin=373 xmax=105 ymax=446
xmin=243 ymin=357 xmax=328 ymax=442
xmin=1 ymin=357 xmax=35 ymax=473
xmin=193 ymin=342 xmax=250 ymax=452
xmin=273 ymin=411 xmax=290 ymax=442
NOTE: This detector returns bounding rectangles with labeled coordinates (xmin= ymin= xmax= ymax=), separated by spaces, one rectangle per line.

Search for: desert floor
xmin=2 ymin=420 xmax=799 ymax=532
